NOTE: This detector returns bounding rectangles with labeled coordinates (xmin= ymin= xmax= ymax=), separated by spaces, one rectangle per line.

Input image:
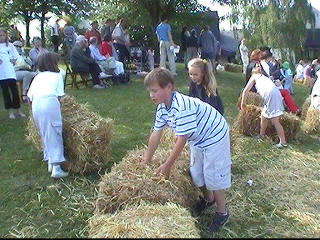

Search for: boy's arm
xmin=155 ymin=135 xmax=187 ymax=177
xmin=142 ymin=129 xmax=163 ymax=164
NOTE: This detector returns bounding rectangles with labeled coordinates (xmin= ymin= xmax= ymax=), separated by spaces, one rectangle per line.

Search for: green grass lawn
xmin=0 ymin=64 xmax=319 ymax=238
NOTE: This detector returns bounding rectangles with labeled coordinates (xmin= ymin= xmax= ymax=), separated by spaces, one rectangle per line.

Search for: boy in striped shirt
xmin=141 ymin=68 xmax=231 ymax=233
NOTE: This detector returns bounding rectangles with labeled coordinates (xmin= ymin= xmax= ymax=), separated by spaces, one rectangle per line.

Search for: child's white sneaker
xmin=51 ymin=165 xmax=69 ymax=178
xmin=48 ymin=163 xmax=53 ymax=173
xmin=16 ymin=110 xmax=26 ymax=118
xmin=8 ymin=111 xmax=16 ymax=119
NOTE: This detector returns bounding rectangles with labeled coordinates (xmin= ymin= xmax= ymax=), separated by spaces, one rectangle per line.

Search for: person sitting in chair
xmin=88 ymin=36 xmax=124 ymax=76
xmin=70 ymin=35 xmax=109 ymax=89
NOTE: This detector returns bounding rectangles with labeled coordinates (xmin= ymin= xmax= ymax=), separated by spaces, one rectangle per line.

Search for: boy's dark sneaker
xmin=207 ymin=208 xmax=230 ymax=233
xmin=191 ymin=196 xmax=215 ymax=217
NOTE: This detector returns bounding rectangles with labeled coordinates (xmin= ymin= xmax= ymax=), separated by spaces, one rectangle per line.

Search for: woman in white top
xmin=241 ymin=66 xmax=287 ymax=148
xmin=0 ymin=28 xmax=25 ymax=119
xmin=27 ymin=52 xmax=69 ymax=178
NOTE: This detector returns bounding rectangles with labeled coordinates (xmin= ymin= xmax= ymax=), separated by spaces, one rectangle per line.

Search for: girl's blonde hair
xmin=188 ymin=58 xmax=217 ymax=96
xmin=0 ymin=28 xmax=9 ymax=46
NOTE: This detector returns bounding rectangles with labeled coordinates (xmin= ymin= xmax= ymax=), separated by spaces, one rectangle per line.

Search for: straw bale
xmin=233 ymin=105 xmax=301 ymax=142
xmin=301 ymin=96 xmax=311 ymax=120
xmin=25 ymin=115 xmax=42 ymax=152
xmin=265 ymin=112 xmax=301 ymax=142
xmin=159 ymin=127 xmax=177 ymax=148
xmin=303 ymin=108 xmax=320 ymax=136
xmin=88 ymin=201 xmax=200 ymax=238
xmin=237 ymin=92 xmax=263 ymax=108
xmin=224 ymin=63 xmax=243 ymax=73
xmin=25 ymin=95 xmax=113 ymax=174
xmin=233 ymin=105 xmax=262 ymax=137
xmin=95 ymin=148 xmax=200 ymax=214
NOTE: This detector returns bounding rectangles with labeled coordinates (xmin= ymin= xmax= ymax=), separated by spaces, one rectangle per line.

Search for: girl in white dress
xmin=241 ymin=66 xmax=287 ymax=148
xmin=0 ymin=28 xmax=25 ymax=119
xmin=27 ymin=52 xmax=69 ymax=178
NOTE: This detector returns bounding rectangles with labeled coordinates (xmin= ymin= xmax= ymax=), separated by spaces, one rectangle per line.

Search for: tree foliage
xmin=229 ymin=0 xmax=314 ymax=60
xmin=95 ymin=0 xmax=220 ymax=50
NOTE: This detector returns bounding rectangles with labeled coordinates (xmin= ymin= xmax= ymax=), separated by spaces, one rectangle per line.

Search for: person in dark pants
xmin=50 ymin=19 xmax=60 ymax=53
xmin=0 ymin=28 xmax=25 ymax=119
xmin=112 ymin=19 xmax=130 ymax=65
xmin=70 ymin=35 xmax=109 ymax=89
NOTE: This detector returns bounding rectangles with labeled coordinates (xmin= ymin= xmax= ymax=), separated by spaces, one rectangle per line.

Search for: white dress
xmin=250 ymin=73 xmax=284 ymax=118
xmin=27 ymin=71 xmax=65 ymax=164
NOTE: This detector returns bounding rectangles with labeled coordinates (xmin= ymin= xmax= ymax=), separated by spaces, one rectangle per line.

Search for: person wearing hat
xmin=70 ymin=35 xmax=108 ymax=89
xmin=84 ymin=20 xmax=102 ymax=45
xmin=281 ymin=61 xmax=294 ymax=95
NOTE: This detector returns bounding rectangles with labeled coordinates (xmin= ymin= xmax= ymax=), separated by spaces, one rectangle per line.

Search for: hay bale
xmin=26 ymin=115 xmax=42 ymax=152
xmin=95 ymin=148 xmax=200 ymax=214
xmin=237 ymin=92 xmax=263 ymax=108
xmin=233 ymin=105 xmax=301 ymax=142
xmin=303 ymin=108 xmax=320 ymax=135
xmin=224 ymin=63 xmax=243 ymax=73
xmin=88 ymin=201 xmax=200 ymax=238
xmin=301 ymin=97 xmax=311 ymax=120
xmin=159 ymin=127 xmax=177 ymax=148
xmin=25 ymin=95 xmax=113 ymax=174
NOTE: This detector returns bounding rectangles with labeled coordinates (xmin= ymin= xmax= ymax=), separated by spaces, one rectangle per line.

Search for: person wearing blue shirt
xmin=140 ymin=67 xmax=231 ymax=233
xmin=156 ymin=15 xmax=177 ymax=76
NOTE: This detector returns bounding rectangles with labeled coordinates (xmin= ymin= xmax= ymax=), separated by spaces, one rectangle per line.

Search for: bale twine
xmin=301 ymin=96 xmax=311 ymax=120
xmin=303 ymin=108 xmax=320 ymax=136
xmin=95 ymin=148 xmax=200 ymax=215
xmin=224 ymin=63 xmax=243 ymax=73
xmin=233 ymin=105 xmax=301 ymax=142
xmin=237 ymin=91 xmax=263 ymax=108
xmin=88 ymin=201 xmax=200 ymax=238
xmin=25 ymin=95 xmax=113 ymax=174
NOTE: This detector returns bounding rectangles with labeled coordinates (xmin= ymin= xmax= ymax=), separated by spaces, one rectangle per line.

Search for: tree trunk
xmin=25 ymin=19 xmax=31 ymax=47
xmin=41 ymin=14 xmax=46 ymax=47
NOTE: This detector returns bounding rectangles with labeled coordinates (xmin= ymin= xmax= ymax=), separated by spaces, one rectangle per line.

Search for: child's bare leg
xmin=213 ymin=190 xmax=226 ymax=213
xmin=200 ymin=186 xmax=215 ymax=202
xmin=260 ymin=116 xmax=268 ymax=136
xmin=270 ymin=116 xmax=286 ymax=144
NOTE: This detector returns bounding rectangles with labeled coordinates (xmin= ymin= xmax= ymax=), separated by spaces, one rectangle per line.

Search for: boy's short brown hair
xmin=37 ymin=52 xmax=60 ymax=73
xmin=144 ymin=67 xmax=175 ymax=88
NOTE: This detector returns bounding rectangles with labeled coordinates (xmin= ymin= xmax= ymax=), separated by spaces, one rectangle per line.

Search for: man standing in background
xmin=156 ymin=15 xmax=177 ymax=76
xmin=239 ymin=38 xmax=249 ymax=74
xmin=51 ymin=19 xmax=60 ymax=53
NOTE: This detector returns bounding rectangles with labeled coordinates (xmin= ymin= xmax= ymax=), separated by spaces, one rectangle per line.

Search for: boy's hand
xmin=154 ymin=163 xmax=171 ymax=178
xmin=137 ymin=155 xmax=149 ymax=166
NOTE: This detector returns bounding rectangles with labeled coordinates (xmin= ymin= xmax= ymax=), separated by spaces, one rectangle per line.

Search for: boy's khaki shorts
xmin=189 ymin=132 xmax=231 ymax=191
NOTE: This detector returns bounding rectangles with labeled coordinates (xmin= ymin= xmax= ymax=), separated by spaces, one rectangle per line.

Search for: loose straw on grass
xmin=88 ymin=200 xmax=200 ymax=238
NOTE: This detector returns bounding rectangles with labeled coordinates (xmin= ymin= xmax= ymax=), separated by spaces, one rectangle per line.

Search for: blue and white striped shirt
xmin=153 ymin=91 xmax=229 ymax=149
